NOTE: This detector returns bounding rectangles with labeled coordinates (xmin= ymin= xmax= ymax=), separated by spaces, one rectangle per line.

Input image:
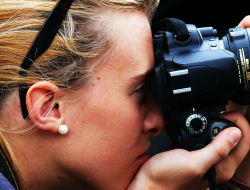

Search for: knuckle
xmin=219 ymin=169 xmax=234 ymax=182
xmin=187 ymin=162 xmax=204 ymax=178
xmin=193 ymin=168 xmax=204 ymax=178
xmin=216 ymin=164 xmax=235 ymax=183
xmin=215 ymin=145 xmax=229 ymax=160
xmin=245 ymin=15 xmax=250 ymax=20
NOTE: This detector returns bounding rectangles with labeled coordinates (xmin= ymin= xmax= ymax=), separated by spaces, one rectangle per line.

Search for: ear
xmin=26 ymin=81 xmax=65 ymax=133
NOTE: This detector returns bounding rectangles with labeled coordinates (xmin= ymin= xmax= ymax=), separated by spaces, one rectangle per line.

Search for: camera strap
xmin=151 ymin=18 xmax=190 ymax=41
xmin=0 ymin=146 xmax=20 ymax=189
xmin=205 ymin=165 xmax=217 ymax=190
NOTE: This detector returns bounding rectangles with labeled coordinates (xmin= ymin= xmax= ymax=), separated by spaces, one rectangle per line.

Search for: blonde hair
xmin=0 ymin=0 xmax=158 ymax=91
xmin=0 ymin=0 xmax=159 ymax=188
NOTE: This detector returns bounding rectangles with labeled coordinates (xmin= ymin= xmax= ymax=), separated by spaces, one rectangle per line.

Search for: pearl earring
xmin=58 ymin=124 xmax=68 ymax=134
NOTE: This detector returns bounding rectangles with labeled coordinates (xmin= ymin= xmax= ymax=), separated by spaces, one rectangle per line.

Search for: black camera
xmin=152 ymin=18 xmax=250 ymax=151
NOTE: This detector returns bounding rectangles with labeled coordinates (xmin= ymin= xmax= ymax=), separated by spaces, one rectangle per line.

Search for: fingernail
xmin=228 ymin=129 xmax=242 ymax=146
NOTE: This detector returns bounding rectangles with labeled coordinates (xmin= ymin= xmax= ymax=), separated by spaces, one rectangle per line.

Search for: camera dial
xmin=185 ymin=112 xmax=207 ymax=136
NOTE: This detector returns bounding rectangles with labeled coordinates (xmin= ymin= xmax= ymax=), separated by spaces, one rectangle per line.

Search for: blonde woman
xmin=0 ymin=0 xmax=250 ymax=189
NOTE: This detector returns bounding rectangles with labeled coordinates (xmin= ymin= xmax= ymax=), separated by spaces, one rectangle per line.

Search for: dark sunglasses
xmin=19 ymin=0 xmax=74 ymax=119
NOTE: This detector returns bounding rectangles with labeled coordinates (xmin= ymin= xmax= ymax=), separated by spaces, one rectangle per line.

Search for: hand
xmin=128 ymin=112 xmax=250 ymax=190
xmin=226 ymin=16 xmax=250 ymax=186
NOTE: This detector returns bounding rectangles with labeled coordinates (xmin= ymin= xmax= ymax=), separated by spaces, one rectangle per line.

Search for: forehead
xmin=99 ymin=11 xmax=154 ymax=77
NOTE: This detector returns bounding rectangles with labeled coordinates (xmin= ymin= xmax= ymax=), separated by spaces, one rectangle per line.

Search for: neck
xmin=4 ymin=130 xmax=91 ymax=190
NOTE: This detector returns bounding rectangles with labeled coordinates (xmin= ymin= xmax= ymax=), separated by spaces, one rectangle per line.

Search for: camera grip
xmin=210 ymin=118 xmax=241 ymax=140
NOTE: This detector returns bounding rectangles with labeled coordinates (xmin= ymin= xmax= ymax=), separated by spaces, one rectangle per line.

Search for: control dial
xmin=185 ymin=112 xmax=207 ymax=136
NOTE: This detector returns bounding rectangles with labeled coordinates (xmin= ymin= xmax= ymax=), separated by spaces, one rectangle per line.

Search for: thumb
xmin=190 ymin=127 xmax=242 ymax=173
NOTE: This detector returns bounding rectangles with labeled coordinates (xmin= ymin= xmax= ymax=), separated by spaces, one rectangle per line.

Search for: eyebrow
xmin=132 ymin=68 xmax=154 ymax=81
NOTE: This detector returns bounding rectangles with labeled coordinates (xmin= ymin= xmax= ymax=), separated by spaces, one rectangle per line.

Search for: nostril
xmin=149 ymin=128 xmax=158 ymax=135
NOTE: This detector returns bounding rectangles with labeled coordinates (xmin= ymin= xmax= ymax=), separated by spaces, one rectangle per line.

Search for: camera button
xmin=212 ymin=127 xmax=220 ymax=136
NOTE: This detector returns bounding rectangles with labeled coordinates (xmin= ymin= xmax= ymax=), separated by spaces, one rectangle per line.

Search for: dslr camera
xmin=152 ymin=18 xmax=250 ymax=151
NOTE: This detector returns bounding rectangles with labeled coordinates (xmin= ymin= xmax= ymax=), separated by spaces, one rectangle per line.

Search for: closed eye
xmin=135 ymin=82 xmax=148 ymax=94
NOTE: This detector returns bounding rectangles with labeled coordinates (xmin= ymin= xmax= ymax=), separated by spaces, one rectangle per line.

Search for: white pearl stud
xmin=58 ymin=124 xmax=68 ymax=135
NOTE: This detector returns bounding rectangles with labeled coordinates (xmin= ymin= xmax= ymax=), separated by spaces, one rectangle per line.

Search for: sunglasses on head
xmin=19 ymin=0 xmax=74 ymax=119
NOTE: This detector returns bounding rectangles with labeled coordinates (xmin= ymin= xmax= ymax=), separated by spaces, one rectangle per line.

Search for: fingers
xmin=187 ymin=111 xmax=250 ymax=184
xmin=238 ymin=15 xmax=250 ymax=28
xmin=215 ymin=112 xmax=250 ymax=183
xmin=136 ymin=112 xmax=250 ymax=190
xmin=189 ymin=126 xmax=242 ymax=177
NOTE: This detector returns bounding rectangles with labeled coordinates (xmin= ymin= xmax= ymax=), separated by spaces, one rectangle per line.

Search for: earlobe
xmin=26 ymin=81 xmax=65 ymax=133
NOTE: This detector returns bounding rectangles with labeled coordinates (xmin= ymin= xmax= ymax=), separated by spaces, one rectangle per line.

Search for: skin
xmin=1 ymin=11 xmax=250 ymax=190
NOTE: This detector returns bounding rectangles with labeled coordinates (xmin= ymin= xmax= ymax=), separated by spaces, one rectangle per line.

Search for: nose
xmin=141 ymin=91 xmax=165 ymax=136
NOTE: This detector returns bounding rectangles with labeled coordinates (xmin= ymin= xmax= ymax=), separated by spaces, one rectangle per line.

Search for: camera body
xmin=152 ymin=23 xmax=250 ymax=151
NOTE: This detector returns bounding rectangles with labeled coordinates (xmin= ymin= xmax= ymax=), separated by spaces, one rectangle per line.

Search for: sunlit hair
xmin=0 ymin=0 xmax=158 ymax=94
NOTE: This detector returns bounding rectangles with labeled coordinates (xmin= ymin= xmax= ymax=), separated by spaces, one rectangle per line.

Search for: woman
xmin=0 ymin=0 xmax=250 ymax=189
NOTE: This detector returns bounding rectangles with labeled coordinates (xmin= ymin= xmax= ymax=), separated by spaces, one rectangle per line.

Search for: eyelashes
xmin=134 ymin=73 xmax=153 ymax=102
xmin=134 ymin=82 xmax=151 ymax=102
xmin=135 ymin=82 xmax=147 ymax=94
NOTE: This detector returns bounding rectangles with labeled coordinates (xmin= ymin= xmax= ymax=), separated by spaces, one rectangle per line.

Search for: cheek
xmin=64 ymin=78 xmax=146 ymax=169
xmin=69 ymin=86 xmax=144 ymax=151
xmin=65 ymin=95 xmax=144 ymax=181
xmin=87 ymin=96 xmax=143 ymax=142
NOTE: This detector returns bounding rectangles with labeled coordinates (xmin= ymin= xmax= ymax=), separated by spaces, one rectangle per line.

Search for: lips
xmin=137 ymin=146 xmax=150 ymax=163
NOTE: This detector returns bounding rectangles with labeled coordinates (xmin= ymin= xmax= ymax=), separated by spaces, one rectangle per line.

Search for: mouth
xmin=137 ymin=146 xmax=150 ymax=163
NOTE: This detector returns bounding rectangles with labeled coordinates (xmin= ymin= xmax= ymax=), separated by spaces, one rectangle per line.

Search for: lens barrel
xmin=222 ymin=27 xmax=250 ymax=105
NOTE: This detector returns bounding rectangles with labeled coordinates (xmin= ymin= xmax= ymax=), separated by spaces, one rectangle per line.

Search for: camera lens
xmin=221 ymin=27 xmax=250 ymax=105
